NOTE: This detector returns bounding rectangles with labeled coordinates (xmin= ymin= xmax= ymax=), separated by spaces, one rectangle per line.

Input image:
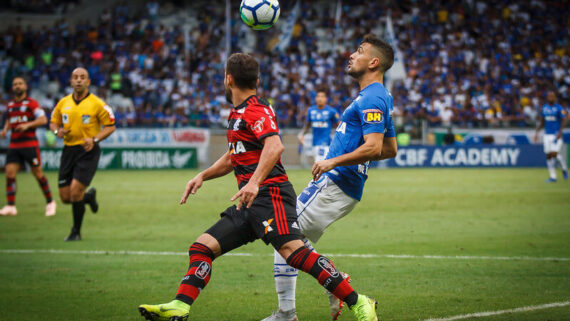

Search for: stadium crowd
xmin=0 ymin=0 xmax=568 ymax=135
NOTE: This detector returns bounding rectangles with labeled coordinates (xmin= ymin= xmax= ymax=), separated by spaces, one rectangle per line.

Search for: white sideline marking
xmin=424 ymin=301 xmax=570 ymax=321
xmin=0 ymin=249 xmax=569 ymax=262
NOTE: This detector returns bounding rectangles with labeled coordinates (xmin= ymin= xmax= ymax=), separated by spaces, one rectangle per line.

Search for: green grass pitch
xmin=1 ymin=168 xmax=569 ymax=321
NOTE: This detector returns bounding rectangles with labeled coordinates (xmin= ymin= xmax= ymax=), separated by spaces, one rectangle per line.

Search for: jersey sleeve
xmin=50 ymin=100 xmax=62 ymax=125
xmin=29 ymin=100 xmax=46 ymax=119
xmin=244 ymin=105 xmax=279 ymax=140
xmin=357 ymin=97 xmax=389 ymax=136
xmin=97 ymin=101 xmax=116 ymax=126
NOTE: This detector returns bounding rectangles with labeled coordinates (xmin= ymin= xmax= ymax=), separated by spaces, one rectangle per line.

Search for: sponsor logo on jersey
xmin=228 ymin=141 xmax=246 ymax=154
xmin=263 ymin=219 xmax=274 ymax=234
xmin=317 ymin=257 xmax=339 ymax=277
xmin=363 ymin=109 xmax=383 ymax=123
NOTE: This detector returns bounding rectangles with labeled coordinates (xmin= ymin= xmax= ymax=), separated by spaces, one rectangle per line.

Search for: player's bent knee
xmin=195 ymin=233 xmax=222 ymax=257
xmin=278 ymin=239 xmax=305 ymax=260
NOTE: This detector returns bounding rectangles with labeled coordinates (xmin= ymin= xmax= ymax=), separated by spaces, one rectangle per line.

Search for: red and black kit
xmin=175 ymin=95 xmax=359 ymax=308
xmin=4 ymin=97 xmax=45 ymax=167
xmin=205 ymin=95 xmax=302 ymax=251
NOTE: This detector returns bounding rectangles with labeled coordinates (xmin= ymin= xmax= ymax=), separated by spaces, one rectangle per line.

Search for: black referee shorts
xmin=58 ymin=144 xmax=101 ymax=187
xmin=205 ymin=181 xmax=304 ymax=253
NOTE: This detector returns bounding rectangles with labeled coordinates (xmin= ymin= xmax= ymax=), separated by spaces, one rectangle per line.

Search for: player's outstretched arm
xmin=180 ymin=151 xmax=233 ymax=204
xmin=231 ymin=135 xmax=283 ymax=210
xmin=378 ymin=136 xmax=397 ymax=160
xmin=312 ymin=132 xmax=383 ymax=180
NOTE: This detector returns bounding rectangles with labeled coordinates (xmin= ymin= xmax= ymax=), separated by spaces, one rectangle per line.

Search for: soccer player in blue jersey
xmin=534 ymin=91 xmax=568 ymax=182
xmin=263 ymin=34 xmax=398 ymax=321
xmin=299 ymin=89 xmax=340 ymax=162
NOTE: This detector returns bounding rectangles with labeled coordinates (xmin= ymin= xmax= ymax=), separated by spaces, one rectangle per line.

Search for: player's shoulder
xmin=24 ymin=97 xmax=40 ymax=107
xmin=243 ymin=95 xmax=272 ymax=113
xmin=358 ymin=85 xmax=390 ymax=111
xmin=86 ymin=93 xmax=107 ymax=107
xmin=56 ymin=94 xmax=73 ymax=106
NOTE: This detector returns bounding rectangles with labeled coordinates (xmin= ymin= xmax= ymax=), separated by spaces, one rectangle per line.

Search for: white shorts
xmin=543 ymin=134 xmax=563 ymax=154
xmin=313 ymin=145 xmax=329 ymax=162
xmin=296 ymin=176 xmax=358 ymax=243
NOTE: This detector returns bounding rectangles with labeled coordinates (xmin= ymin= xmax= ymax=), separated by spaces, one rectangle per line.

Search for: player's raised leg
xmin=0 ymin=163 xmax=19 ymax=216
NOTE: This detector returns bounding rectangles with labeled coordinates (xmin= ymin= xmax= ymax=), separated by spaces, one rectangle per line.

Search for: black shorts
xmin=6 ymin=147 xmax=41 ymax=167
xmin=205 ymin=182 xmax=303 ymax=253
xmin=58 ymin=144 xmax=101 ymax=187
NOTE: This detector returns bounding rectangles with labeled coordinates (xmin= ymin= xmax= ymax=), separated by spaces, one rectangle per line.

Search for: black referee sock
xmin=83 ymin=190 xmax=94 ymax=205
xmin=72 ymin=201 xmax=86 ymax=233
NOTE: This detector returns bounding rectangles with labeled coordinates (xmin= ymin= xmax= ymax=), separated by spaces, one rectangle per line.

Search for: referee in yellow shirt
xmin=49 ymin=68 xmax=116 ymax=241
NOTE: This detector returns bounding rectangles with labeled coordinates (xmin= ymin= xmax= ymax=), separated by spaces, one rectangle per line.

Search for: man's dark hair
xmin=361 ymin=34 xmax=394 ymax=73
xmin=12 ymin=76 xmax=27 ymax=84
xmin=316 ymin=86 xmax=328 ymax=96
xmin=226 ymin=53 xmax=259 ymax=89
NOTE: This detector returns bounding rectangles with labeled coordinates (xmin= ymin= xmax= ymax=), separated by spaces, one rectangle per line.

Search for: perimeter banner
xmin=377 ymin=145 xmax=548 ymax=168
xmin=40 ymin=147 xmax=198 ymax=170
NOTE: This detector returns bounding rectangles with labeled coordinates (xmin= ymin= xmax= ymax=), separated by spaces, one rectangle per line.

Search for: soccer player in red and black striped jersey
xmin=0 ymin=76 xmax=56 ymax=217
xmin=138 ymin=53 xmax=378 ymax=321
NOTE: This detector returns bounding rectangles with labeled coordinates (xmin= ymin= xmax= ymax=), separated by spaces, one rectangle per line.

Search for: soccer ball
xmin=240 ymin=0 xmax=280 ymax=30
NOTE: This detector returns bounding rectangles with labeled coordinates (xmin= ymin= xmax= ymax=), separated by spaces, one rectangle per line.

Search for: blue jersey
xmin=307 ymin=105 xmax=340 ymax=146
xmin=542 ymin=104 xmax=566 ymax=135
xmin=324 ymin=82 xmax=395 ymax=201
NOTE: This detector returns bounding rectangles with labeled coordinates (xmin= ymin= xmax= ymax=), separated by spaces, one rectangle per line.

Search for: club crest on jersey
xmin=251 ymin=117 xmax=265 ymax=133
xmin=363 ymin=109 xmax=383 ymax=123
xmin=82 ymin=115 xmax=91 ymax=124
xmin=263 ymin=219 xmax=274 ymax=234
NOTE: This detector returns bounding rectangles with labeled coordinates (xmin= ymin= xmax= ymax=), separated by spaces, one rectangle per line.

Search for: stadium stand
xmin=0 ymin=0 xmax=568 ymax=135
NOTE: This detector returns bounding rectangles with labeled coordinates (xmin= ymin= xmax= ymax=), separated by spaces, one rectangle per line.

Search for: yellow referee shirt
xmin=51 ymin=93 xmax=115 ymax=146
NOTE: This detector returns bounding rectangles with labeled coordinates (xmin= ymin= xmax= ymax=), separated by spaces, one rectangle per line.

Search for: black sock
xmin=72 ymin=201 xmax=86 ymax=232
xmin=83 ymin=190 xmax=93 ymax=205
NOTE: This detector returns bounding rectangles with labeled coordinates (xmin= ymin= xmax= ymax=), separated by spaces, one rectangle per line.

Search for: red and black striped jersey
xmin=5 ymin=97 xmax=45 ymax=148
xmin=227 ymin=95 xmax=288 ymax=188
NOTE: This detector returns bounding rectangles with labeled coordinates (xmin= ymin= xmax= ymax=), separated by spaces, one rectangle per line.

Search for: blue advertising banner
xmin=377 ymin=145 xmax=548 ymax=168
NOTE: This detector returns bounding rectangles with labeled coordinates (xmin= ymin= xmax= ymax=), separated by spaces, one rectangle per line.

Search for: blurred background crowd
xmin=0 ymin=0 xmax=568 ymax=137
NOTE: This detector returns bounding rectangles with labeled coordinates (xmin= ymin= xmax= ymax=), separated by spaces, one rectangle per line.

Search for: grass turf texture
xmin=0 ymin=168 xmax=569 ymax=321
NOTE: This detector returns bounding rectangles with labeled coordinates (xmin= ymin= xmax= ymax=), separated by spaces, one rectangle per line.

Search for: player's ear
xmin=369 ymin=57 xmax=380 ymax=71
xmin=226 ymin=73 xmax=233 ymax=87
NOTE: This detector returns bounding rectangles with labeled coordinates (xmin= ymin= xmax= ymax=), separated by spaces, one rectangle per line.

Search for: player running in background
xmin=534 ymin=91 xmax=568 ymax=182
xmin=138 ymin=53 xmax=378 ymax=321
xmin=0 ymin=76 xmax=56 ymax=217
xmin=299 ymin=88 xmax=340 ymax=163
xmin=49 ymin=68 xmax=116 ymax=241
xmin=263 ymin=34 xmax=397 ymax=321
